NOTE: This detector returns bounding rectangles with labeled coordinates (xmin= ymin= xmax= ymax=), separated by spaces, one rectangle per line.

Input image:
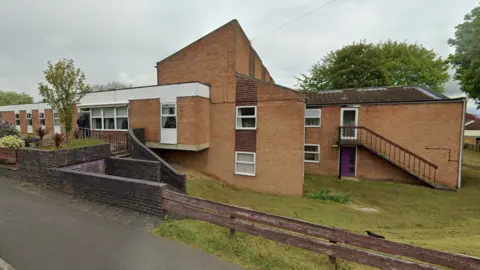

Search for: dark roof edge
xmin=90 ymin=81 xmax=210 ymax=93
xmin=235 ymin=72 xmax=296 ymax=92
xmin=306 ymin=97 xmax=466 ymax=107
xmin=311 ymin=85 xmax=448 ymax=99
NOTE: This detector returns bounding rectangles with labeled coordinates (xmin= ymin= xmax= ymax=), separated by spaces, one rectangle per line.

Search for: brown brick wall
xmin=236 ymin=75 xmax=258 ymax=104
xmin=358 ymin=102 xmax=463 ymax=187
xmin=255 ymin=99 xmax=304 ymax=196
xmin=45 ymin=109 xmax=54 ymax=134
xmin=235 ymin=24 xmax=250 ymax=76
xmin=157 ymin=21 xmax=236 ymax=103
xmin=357 ymin=147 xmax=421 ymax=185
xmin=155 ymin=20 xmax=305 ymax=196
xmin=177 ymin=96 xmax=210 ymax=145
xmin=0 ymin=111 xmax=15 ymax=125
xmin=254 ymin=53 xmax=262 ymax=80
xmin=19 ymin=111 xmax=27 ymax=134
xmin=305 ymin=106 xmax=341 ymax=176
xmin=235 ymin=130 xmax=256 ymax=152
xmin=32 ymin=110 xmax=39 ymax=133
xmin=305 ymin=102 xmax=464 ymax=188
xmin=129 ymin=99 xmax=160 ymax=142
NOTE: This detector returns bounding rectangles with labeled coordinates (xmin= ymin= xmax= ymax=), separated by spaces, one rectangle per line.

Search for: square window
xmin=103 ymin=108 xmax=114 ymax=118
xmin=91 ymin=108 xmax=102 ymax=117
xmin=54 ymin=119 xmax=61 ymax=126
xmin=92 ymin=118 xmax=102 ymax=129
xmin=304 ymin=144 xmax=320 ymax=163
xmin=162 ymin=116 xmax=177 ymax=129
xmin=104 ymin=118 xmax=115 ymax=129
xmin=161 ymin=104 xmax=176 ymax=129
xmin=305 ymin=109 xmax=321 ymax=127
xmin=236 ymin=106 xmax=257 ymax=130
xmin=40 ymin=119 xmax=45 ymax=126
xmin=235 ymin=152 xmax=256 ymax=176
xmin=39 ymin=113 xmax=45 ymax=119
xmin=116 ymin=118 xmax=128 ymax=130
xmin=116 ymin=107 xmax=128 ymax=117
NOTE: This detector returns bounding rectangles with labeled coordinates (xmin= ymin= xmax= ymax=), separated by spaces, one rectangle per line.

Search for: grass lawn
xmin=463 ymin=149 xmax=480 ymax=167
xmin=41 ymin=138 xmax=103 ymax=150
xmin=154 ymin=165 xmax=480 ymax=269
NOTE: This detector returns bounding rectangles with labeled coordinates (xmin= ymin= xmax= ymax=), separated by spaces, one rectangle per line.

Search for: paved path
xmin=0 ymin=178 xmax=242 ymax=270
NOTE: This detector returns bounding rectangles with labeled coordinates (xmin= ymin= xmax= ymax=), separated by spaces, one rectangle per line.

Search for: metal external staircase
xmin=338 ymin=126 xmax=452 ymax=190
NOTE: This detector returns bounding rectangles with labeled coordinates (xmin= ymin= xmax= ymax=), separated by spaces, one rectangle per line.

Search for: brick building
xmin=0 ymin=20 xmax=466 ymax=194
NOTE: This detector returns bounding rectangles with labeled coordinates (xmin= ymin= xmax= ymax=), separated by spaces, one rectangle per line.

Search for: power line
xmin=251 ymin=0 xmax=339 ymax=42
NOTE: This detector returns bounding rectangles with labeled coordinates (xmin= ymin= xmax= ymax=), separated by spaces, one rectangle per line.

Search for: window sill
xmin=235 ymin=172 xmax=256 ymax=177
xmin=305 ymin=125 xmax=321 ymax=128
xmin=304 ymin=160 xmax=320 ymax=163
xmin=236 ymin=127 xmax=257 ymax=130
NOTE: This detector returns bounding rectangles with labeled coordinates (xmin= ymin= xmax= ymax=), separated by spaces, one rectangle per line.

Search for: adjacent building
xmin=0 ymin=20 xmax=466 ymax=195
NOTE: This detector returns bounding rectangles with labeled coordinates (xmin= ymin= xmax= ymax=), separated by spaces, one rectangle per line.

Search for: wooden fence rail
xmin=162 ymin=189 xmax=480 ymax=270
xmin=464 ymin=143 xmax=480 ymax=152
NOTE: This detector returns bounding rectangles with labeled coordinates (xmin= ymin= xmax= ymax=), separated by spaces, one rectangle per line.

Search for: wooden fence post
xmin=229 ymin=215 xmax=236 ymax=238
xmin=329 ymin=240 xmax=337 ymax=265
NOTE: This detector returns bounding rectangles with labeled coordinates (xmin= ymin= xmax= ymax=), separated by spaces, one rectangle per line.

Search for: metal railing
xmin=78 ymin=128 xmax=128 ymax=152
xmin=339 ymin=126 xmax=438 ymax=184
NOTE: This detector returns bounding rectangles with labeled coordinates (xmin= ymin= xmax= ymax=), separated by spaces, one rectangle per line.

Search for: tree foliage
xmin=449 ymin=6 xmax=480 ymax=106
xmin=0 ymin=91 xmax=33 ymax=106
xmin=296 ymin=41 xmax=449 ymax=93
xmin=92 ymin=81 xmax=133 ymax=91
xmin=38 ymin=58 xmax=91 ymax=137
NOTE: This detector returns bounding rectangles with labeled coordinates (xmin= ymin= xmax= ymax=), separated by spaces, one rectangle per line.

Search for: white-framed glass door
xmin=160 ymin=103 xmax=177 ymax=144
xmin=53 ymin=111 xmax=61 ymax=133
xmin=340 ymin=108 xmax=358 ymax=140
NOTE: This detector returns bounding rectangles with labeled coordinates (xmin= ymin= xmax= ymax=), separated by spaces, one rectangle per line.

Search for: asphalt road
xmin=0 ymin=178 xmax=242 ymax=270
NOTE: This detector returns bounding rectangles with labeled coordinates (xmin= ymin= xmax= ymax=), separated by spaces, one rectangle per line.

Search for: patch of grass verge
xmin=310 ymin=189 xmax=351 ymax=203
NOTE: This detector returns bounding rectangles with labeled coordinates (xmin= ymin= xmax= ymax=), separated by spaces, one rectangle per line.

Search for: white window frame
xmin=26 ymin=113 xmax=32 ymax=127
xmin=161 ymin=103 xmax=177 ymax=129
xmin=53 ymin=111 xmax=61 ymax=126
xmin=14 ymin=113 xmax=20 ymax=126
xmin=39 ymin=112 xmax=45 ymax=126
xmin=304 ymin=144 xmax=320 ymax=163
xmin=235 ymin=151 xmax=256 ymax=176
xmin=305 ymin=109 xmax=321 ymax=127
xmin=236 ymin=106 xmax=257 ymax=130
xmin=90 ymin=107 xmax=129 ymax=131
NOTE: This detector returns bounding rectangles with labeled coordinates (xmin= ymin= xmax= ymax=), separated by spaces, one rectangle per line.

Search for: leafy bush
xmin=51 ymin=133 xmax=65 ymax=149
xmin=0 ymin=135 xmax=25 ymax=149
xmin=310 ymin=190 xmax=351 ymax=203
xmin=0 ymin=120 xmax=19 ymax=137
xmin=36 ymin=127 xmax=48 ymax=140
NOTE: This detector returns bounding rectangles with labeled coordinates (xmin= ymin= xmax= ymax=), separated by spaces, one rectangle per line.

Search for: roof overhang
xmin=77 ymin=101 xmax=129 ymax=108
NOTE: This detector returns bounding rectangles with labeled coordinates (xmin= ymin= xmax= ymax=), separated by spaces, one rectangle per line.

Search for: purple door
xmin=341 ymin=147 xmax=356 ymax=176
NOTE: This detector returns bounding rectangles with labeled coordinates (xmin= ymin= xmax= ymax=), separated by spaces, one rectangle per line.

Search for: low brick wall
xmin=16 ymin=144 xmax=111 ymax=187
xmin=0 ymin=165 xmax=17 ymax=179
xmin=17 ymin=144 xmax=110 ymax=170
xmin=127 ymin=129 xmax=186 ymax=192
xmin=52 ymin=168 xmax=168 ymax=216
xmin=0 ymin=148 xmax=16 ymax=164
xmin=106 ymin=157 xmax=160 ymax=182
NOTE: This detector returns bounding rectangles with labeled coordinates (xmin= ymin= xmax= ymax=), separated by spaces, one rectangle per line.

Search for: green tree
xmin=38 ymin=58 xmax=91 ymax=137
xmin=0 ymin=91 xmax=33 ymax=105
xmin=92 ymin=81 xmax=133 ymax=91
xmin=296 ymin=41 xmax=449 ymax=93
xmin=449 ymin=6 xmax=480 ymax=106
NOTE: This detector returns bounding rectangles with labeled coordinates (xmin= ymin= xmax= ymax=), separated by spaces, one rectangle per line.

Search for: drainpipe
xmin=458 ymin=98 xmax=467 ymax=188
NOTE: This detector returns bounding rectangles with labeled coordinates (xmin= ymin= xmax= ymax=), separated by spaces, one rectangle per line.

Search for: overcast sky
xmin=0 ymin=0 xmax=478 ymax=113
